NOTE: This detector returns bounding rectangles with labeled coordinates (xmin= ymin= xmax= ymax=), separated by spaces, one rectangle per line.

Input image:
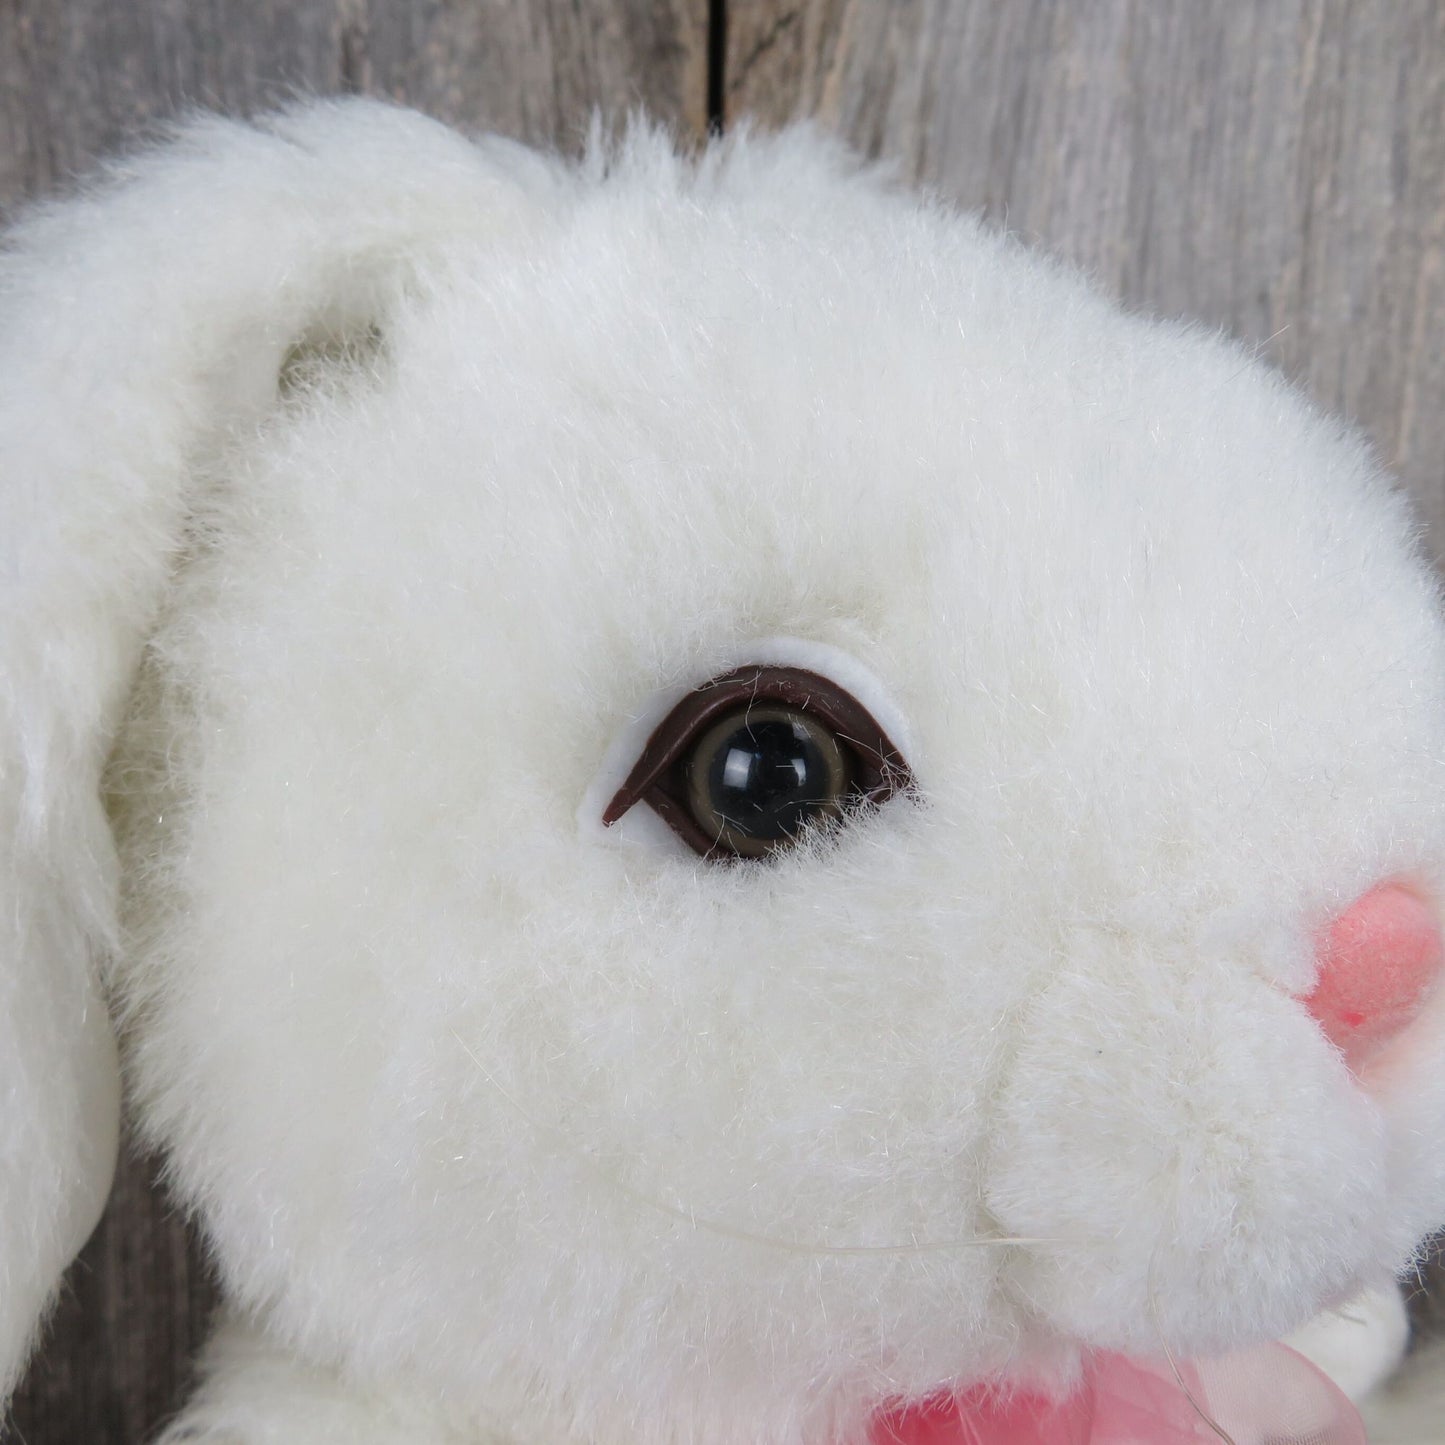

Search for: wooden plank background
xmin=4 ymin=2 xmax=1444 ymax=1440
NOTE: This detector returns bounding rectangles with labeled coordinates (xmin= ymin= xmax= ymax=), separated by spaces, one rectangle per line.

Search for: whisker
xmin=451 ymin=1029 xmax=1071 ymax=1258
xmin=1147 ymin=1257 xmax=1236 ymax=1445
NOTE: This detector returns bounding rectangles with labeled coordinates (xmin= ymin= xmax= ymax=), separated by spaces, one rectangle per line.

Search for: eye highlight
xmin=602 ymin=666 xmax=913 ymax=859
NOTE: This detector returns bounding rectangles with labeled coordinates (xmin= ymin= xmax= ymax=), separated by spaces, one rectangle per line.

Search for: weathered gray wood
xmin=727 ymin=0 xmax=1445 ymax=558
xmin=0 ymin=9 xmax=707 ymax=1441
xmin=8 ymin=1139 xmax=218 ymax=1445
xmin=0 ymin=0 xmax=709 ymax=209
xmin=1410 ymin=1238 xmax=1445 ymax=1340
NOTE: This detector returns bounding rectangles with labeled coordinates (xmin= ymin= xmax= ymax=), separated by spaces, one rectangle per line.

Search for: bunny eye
xmin=602 ymin=666 xmax=913 ymax=859
xmin=683 ymin=705 xmax=851 ymax=857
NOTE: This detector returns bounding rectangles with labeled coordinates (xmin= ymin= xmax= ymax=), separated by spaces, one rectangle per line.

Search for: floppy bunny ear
xmin=0 ymin=98 xmax=554 ymax=1400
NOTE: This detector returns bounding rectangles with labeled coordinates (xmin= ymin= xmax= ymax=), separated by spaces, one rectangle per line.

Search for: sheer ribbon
xmin=868 ymin=1343 xmax=1367 ymax=1445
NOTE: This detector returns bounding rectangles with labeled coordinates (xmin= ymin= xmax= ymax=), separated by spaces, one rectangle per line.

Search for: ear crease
xmin=279 ymin=318 xmax=389 ymax=404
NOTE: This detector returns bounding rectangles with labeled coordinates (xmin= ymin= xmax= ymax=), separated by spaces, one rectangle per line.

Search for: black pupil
xmin=703 ymin=716 xmax=834 ymax=841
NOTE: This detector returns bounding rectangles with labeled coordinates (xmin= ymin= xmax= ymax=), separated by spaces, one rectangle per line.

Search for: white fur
xmin=150 ymin=1317 xmax=479 ymax=1445
xmin=1287 ymin=1284 xmax=1411 ymax=1402
xmin=4 ymin=102 xmax=1445 ymax=1443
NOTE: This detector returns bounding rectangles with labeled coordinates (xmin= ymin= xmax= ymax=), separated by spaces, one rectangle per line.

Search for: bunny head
xmin=4 ymin=100 xmax=1445 ymax=1444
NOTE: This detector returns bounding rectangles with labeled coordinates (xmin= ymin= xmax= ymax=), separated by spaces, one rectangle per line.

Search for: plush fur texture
xmin=3 ymin=100 xmax=1445 ymax=1444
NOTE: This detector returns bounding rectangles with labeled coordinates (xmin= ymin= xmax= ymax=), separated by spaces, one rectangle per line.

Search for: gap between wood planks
xmin=707 ymin=0 xmax=727 ymax=133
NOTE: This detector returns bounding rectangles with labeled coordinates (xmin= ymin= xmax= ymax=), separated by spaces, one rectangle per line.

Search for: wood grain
xmin=8 ymin=1139 xmax=217 ymax=1445
xmin=0 ymin=0 xmax=709 ymax=209
xmin=727 ymin=0 xmax=1445 ymax=556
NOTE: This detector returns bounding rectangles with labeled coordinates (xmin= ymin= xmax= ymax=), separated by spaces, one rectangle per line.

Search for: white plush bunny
xmin=4 ymin=100 xmax=1445 ymax=1445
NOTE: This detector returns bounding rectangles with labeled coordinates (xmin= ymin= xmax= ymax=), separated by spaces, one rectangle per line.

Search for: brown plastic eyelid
xmin=602 ymin=664 xmax=914 ymax=858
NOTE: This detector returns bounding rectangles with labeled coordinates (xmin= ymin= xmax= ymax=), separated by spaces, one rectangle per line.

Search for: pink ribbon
xmin=868 ymin=1342 xmax=1368 ymax=1445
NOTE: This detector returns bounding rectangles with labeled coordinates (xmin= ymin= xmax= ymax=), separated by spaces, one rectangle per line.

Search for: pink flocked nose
xmin=1305 ymin=882 xmax=1444 ymax=1072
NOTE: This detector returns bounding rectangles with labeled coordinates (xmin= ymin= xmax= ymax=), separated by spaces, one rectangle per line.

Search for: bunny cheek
xmin=983 ymin=939 xmax=1394 ymax=1359
xmin=1303 ymin=881 xmax=1445 ymax=1076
